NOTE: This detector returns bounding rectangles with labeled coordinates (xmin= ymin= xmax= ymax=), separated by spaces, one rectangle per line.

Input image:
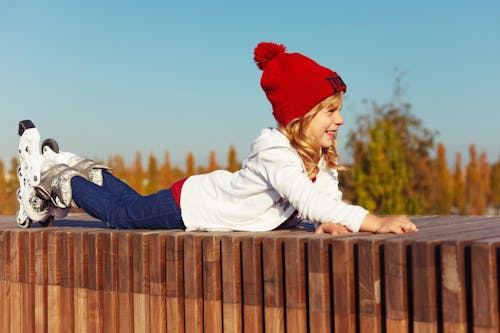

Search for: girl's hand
xmin=315 ymin=222 xmax=352 ymax=235
xmin=360 ymin=214 xmax=418 ymax=234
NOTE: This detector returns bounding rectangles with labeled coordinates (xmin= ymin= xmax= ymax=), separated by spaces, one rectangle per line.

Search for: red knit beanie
xmin=254 ymin=42 xmax=347 ymax=127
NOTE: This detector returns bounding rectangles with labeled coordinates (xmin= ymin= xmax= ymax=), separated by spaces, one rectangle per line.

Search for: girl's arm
xmin=315 ymin=215 xmax=417 ymax=235
xmin=258 ymin=148 xmax=368 ymax=232
xmin=360 ymin=213 xmax=418 ymax=234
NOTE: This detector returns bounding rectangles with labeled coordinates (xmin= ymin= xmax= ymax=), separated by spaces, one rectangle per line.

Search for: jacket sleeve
xmin=256 ymin=147 xmax=368 ymax=232
xmin=315 ymin=167 xmax=343 ymax=201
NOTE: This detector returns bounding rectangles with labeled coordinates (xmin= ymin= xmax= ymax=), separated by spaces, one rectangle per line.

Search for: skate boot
xmin=42 ymin=147 xmax=111 ymax=186
xmin=36 ymin=160 xmax=86 ymax=209
xmin=16 ymin=120 xmax=70 ymax=228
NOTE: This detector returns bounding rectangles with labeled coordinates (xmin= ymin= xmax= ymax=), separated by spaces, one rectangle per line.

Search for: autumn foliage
xmin=345 ymin=97 xmax=499 ymax=216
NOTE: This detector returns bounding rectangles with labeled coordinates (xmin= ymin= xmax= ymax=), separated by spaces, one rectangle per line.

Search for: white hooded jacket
xmin=180 ymin=128 xmax=368 ymax=232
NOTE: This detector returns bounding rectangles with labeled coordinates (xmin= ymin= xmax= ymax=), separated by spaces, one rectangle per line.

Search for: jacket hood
xmin=247 ymin=127 xmax=292 ymax=159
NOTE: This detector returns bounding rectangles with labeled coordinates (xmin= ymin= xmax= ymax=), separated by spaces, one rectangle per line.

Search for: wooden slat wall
xmin=0 ymin=216 xmax=499 ymax=332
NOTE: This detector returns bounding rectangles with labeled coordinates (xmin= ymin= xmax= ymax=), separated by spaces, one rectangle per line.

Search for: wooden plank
xmin=9 ymin=230 xmax=24 ymax=333
xmin=306 ymin=235 xmax=333 ymax=333
xmin=440 ymin=229 xmax=500 ymax=333
xmin=331 ymin=236 xmax=359 ymax=333
xmin=0 ymin=215 xmax=497 ymax=332
xmin=308 ymin=217 xmax=476 ymax=332
xmin=440 ymin=239 xmax=470 ymax=333
xmin=413 ymin=238 xmax=455 ymax=333
xmin=384 ymin=219 xmax=500 ymax=333
xmin=165 ymin=231 xmax=185 ymax=333
xmin=358 ymin=236 xmax=388 ymax=333
xmin=0 ymin=230 xmax=9 ymax=333
xmin=203 ymin=234 xmax=223 ymax=333
xmin=117 ymin=231 xmax=134 ymax=333
xmin=101 ymin=231 xmax=119 ymax=333
xmin=329 ymin=232 xmax=397 ymax=333
xmin=384 ymin=237 xmax=411 ymax=333
xmin=70 ymin=228 xmax=108 ymax=333
xmin=471 ymin=238 xmax=500 ymax=333
xmin=383 ymin=220 xmax=475 ymax=333
xmin=411 ymin=221 xmax=498 ymax=332
xmin=22 ymin=230 xmax=39 ymax=333
xmin=58 ymin=231 xmax=74 ymax=333
xmin=385 ymin=223 xmax=460 ymax=332
xmin=47 ymin=230 xmax=63 ymax=333
xmin=183 ymin=232 xmax=204 ymax=332
xmin=418 ymin=216 xmax=495 ymax=226
xmin=149 ymin=232 xmax=167 ymax=333
xmin=412 ymin=222 xmax=500 ymax=333
xmin=73 ymin=230 xmax=89 ymax=333
xmin=86 ymin=232 xmax=99 ymax=332
xmin=34 ymin=230 xmax=48 ymax=333
xmin=284 ymin=235 xmax=308 ymax=332
xmin=220 ymin=234 xmax=243 ymax=332
xmin=241 ymin=235 xmax=264 ymax=333
xmin=262 ymin=235 xmax=286 ymax=333
xmin=87 ymin=231 xmax=106 ymax=332
xmin=132 ymin=232 xmax=151 ymax=333
xmin=310 ymin=219 xmax=470 ymax=332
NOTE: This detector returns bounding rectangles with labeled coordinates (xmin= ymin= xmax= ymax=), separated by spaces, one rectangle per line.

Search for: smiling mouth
xmin=325 ymin=130 xmax=337 ymax=138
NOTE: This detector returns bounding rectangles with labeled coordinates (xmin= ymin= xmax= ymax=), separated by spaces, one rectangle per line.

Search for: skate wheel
xmin=17 ymin=217 xmax=32 ymax=228
xmin=41 ymin=138 xmax=59 ymax=154
xmin=18 ymin=120 xmax=35 ymax=136
xmin=39 ymin=215 xmax=54 ymax=227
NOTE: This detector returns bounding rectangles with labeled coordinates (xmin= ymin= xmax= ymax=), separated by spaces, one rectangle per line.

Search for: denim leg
xmin=71 ymin=176 xmax=185 ymax=230
xmin=101 ymin=171 xmax=140 ymax=197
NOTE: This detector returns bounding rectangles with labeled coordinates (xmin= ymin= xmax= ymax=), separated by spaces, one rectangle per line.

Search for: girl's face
xmin=307 ymin=98 xmax=344 ymax=148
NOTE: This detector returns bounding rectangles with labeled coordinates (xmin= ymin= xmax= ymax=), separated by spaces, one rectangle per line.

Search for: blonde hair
xmin=280 ymin=93 xmax=344 ymax=179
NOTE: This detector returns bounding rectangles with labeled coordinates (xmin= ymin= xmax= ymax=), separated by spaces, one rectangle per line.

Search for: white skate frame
xmin=16 ymin=123 xmax=70 ymax=228
xmin=16 ymin=127 xmax=51 ymax=227
xmin=18 ymin=127 xmax=43 ymax=187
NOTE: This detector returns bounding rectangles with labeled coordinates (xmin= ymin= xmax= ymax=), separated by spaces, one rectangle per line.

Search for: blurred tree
xmin=108 ymin=154 xmax=129 ymax=184
xmin=185 ymin=152 xmax=196 ymax=177
xmin=7 ymin=158 xmax=18 ymax=192
xmin=197 ymin=165 xmax=207 ymax=174
xmin=145 ymin=153 xmax=160 ymax=194
xmin=452 ymin=152 xmax=467 ymax=214
xmin=227 ymin=145 xmax=240 ymax=172
xmin=413 ymin=155 xmax=433 ymax=214
xmin=207 ymin=150 xmax=219 ymax=172
xmin=0 ymin=160 xmax=6 ymax=214
xmin=129 ymin=151 xmax=145 ymax=194
xmin=160 ymin=151 xmax=174 ymax=188
xmin=171 ymin=166 xmax=185 ymax=183
xmin=479 ymin=152 xmax=491 ymax=211
xmin=430 ymin=143 xmax=452 ymax=214
xmin=2 ymin=158 xmax=20 ymax=215
xmin=347 ymin=72 xmax=437 ymax=214
xmin=338 ymin=166 xmax=354 ymax=203
xmin=466 ymin=145 xmax=485 ymax=214
xmin=347 ymin=97 xmax=435 ymax=214
xmin=349 ymin=114 xmax=409 ymax=213
xmin=491 ymin=157 xmax=500 ymax=215
xmin=198 ymin=149 xmax=220 ymax=174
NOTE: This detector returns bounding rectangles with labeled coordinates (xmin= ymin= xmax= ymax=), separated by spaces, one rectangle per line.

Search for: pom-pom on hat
xmin=254 ymin=42 xmax=347 ymax=127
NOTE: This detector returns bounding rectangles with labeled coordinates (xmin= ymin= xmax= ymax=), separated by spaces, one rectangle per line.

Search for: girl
xmin=35 ymin=42 xmax=417 ymax=235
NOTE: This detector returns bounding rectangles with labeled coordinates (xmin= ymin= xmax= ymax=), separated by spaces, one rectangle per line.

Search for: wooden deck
xmin=0 ymin=214 xmax=499 ymax=332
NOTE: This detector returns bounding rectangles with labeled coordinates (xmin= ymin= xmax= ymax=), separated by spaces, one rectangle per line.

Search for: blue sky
xmin=1 ymin=0 xmax=499 ymax=168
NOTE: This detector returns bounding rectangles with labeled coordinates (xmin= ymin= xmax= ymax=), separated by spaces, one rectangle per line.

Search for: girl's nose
xmin=335 ymin=112 xmax=344 ymax=125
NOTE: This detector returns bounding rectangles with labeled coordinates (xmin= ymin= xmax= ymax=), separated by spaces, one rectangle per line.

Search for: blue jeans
xmin=71 ymin=172 xmax=185 ymax=229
